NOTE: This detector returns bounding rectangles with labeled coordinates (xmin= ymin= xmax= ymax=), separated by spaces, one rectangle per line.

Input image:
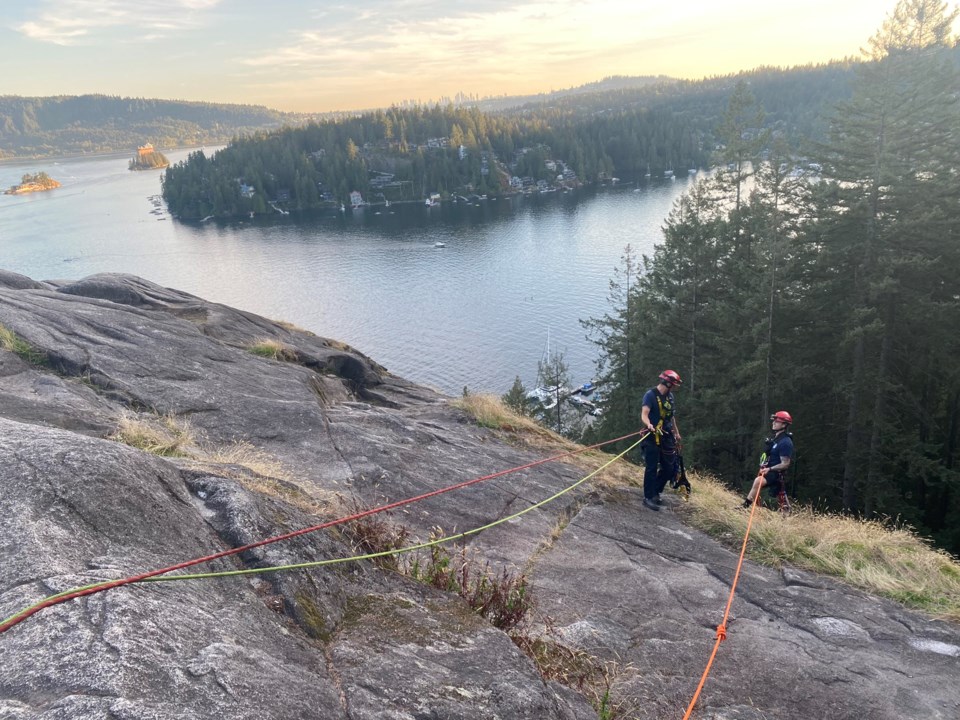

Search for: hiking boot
xmin=643 ymin=496 xmax=661 ymax=512
xmin=654 ymin=494 xmax=664 ymax=505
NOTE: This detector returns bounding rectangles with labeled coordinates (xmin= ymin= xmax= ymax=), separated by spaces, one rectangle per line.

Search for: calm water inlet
xmin=1 ymin=151 xmax=696 ymax=395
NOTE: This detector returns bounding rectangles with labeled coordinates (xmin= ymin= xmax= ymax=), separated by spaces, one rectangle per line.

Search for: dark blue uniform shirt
xmin=766 ymin=433 xmax=793 ymax=469
xmin=642 ymin=388 xmax=675 ymax=432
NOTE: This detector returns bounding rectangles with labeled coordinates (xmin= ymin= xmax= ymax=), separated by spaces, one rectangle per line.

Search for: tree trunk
xmin=863 ymin=305 xmax=893 ymax=517
xmin=842 ymin=334 xmax=865 ymax=512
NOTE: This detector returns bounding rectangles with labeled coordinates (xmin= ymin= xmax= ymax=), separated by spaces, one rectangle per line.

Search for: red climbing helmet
xmin=771 ymin=410 xmax=793 ymax=424
xmin=658 ymin=369 xmax=683 ymax=387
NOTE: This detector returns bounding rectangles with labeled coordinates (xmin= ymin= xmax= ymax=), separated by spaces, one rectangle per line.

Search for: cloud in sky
xmin=16 ymin=0 xmax=222 ymax=45
xmin=6 ymin=0 xmax=903 ymax=111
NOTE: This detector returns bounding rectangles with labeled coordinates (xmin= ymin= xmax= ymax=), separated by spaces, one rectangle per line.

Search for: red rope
xmin=1 ymin=429 xmax=644 ymax=634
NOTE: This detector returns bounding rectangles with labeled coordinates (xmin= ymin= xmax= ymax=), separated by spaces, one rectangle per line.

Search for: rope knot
xmin=716 ymin=624 xmax=727 ymax=641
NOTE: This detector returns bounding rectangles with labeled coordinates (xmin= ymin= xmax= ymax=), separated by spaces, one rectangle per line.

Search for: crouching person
xmin=743 ymin=411 xmax=794 ymax=512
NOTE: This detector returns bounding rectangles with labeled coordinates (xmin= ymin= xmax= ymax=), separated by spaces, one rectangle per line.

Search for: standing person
xmin=640 ymin=370 xmax=683 ymax=511
xmin=743 ymin=411 xmax=794 ymax=511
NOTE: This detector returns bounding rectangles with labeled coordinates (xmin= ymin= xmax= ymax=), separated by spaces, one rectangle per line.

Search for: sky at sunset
xmin=2 ymin=0 xmax=908 ymax=113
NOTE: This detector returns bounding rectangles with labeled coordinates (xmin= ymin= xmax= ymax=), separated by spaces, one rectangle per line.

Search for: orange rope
xmin=681 ymin=492 xmax=761 ymax=719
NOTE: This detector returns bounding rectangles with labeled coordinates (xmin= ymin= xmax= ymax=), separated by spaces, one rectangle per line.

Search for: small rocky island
xmin=128 ymin=143 xmax=169 ymax=171
xmin=3 ymin=171 xmax=61 ymax=195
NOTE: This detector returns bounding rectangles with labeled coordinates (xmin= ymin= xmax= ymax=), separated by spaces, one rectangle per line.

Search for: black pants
xmin=642 ymin=435 xmax=677 ymax=500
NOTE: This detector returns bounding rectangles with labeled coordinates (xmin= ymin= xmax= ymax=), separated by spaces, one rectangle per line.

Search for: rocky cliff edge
xmin=1 ymin=270 xmax=958 ymax=720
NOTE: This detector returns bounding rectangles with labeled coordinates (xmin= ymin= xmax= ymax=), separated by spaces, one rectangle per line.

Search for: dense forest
xmin=0 ymin=95 xmax=301 ymax=159
xmin=160 ymin=61 xmax=857 ymax=220
xmin=583 ymin=0 xmax=960 ymax=555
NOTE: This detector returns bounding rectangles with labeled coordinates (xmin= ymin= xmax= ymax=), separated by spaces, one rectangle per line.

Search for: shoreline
xmin=0 ymin=145 xmax=218 ymax=167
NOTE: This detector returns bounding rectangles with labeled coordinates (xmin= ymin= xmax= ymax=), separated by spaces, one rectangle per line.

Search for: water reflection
xmin=1 ymin=151 xmax=695 ymax=394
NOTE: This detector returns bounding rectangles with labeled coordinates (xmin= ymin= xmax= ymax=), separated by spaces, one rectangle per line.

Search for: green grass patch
xmin=249 ymin=338 xmax=298 ymax=362
xmin=0 ymin=323 xmax=48 ymax=365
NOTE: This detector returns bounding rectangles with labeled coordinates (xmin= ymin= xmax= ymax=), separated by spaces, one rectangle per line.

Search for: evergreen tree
xmin=502 ymin=376 xmax=530 ymax=416
xmin=535 ymin=351 xmax=570 ymax=434
xmin=583 ymin=245 xmax=643 ymax=448
xmin=815 ymin=0 xmax=960 ymax=515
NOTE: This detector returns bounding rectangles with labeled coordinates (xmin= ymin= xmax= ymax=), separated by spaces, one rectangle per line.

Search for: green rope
xmin=140 ymin=438 xmax=642 ymax=584
xmin=2 ymin=439 xmax=640 ymax=629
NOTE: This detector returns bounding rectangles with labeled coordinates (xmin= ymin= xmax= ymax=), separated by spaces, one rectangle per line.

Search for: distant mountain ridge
xmin=0 ymin=95 xmax=308 ymax=160
xmin=471 ymin=75 xmax=674 ymax=111
xmin=0 ymin=63 xmax=861 ymax=161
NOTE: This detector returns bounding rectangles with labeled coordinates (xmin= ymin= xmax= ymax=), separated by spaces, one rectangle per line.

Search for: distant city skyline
xmin=1 ymin=1 xmax=924 ymax=113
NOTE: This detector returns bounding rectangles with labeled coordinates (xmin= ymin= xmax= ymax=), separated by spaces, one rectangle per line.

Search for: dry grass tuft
xmin=325 ymin=338 xmax=356 ymax=352
xmin=206 ymin=440 xmax=290 ymax=479
xmin=109 ymin=413 xmax=341 ymax=517
xmin=275 ymin=319 xmax=314 ymax=335
xmin=452 ymin=394 xmax=644 ymax=488
xmin=453 ymin=393 xmax=574 ymax=443
xmin=679 ymin=474 xmax=960 ymax=620
xmin=454 ymin=393 xmax=960 ymax=621
xmin=110 ymin=413 xmax=195 ymax=457
xmin=249 ymin=338 xmax=298 ymax=362
xmin=186 ymin=441 xmax=343 ymax=516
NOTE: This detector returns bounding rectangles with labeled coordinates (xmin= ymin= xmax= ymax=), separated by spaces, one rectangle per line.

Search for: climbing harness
xmin=652 ymin=392 xmax=675 ymax=445
xmin=670 ymin=452 xmax=692 ymax=500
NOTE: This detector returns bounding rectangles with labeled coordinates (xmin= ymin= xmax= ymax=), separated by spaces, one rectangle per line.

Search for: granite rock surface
xmin=1 ymin=272 xmax=958 ymax=720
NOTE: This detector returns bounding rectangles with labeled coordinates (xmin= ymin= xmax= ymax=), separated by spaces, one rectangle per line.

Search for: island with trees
xmin=4 ymin=171 xmax=60 ymax=195
xmin=159 ymin=61 xmax=862 ymax=220
xmin=129 ymin=143 xmax=170 ymax=171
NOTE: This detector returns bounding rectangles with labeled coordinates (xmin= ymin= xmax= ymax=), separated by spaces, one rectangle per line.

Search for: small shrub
xmin=409 ymin=534 xmax=534 ymax=632
xmin=249 ymin=338 xmax=298 ymax=362
xmin=341 ymin=499 xmax=411 ymax=571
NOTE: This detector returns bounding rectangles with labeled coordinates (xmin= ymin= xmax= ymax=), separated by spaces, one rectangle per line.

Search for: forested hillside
xmin=0 ymin=95 xmax=300 ymax=159
xmin=586 ymin=1 xmax=960 ymax=554
xmin=493 ymin=62 xmax=857 ymax=147
xmin=160 ymin=61 xmax=857 ymax=220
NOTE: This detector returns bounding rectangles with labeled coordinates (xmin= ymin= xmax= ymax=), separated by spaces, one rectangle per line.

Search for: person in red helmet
xmin=743 ymin=411 xmax=794 ymax=510
xmin=639 ymin=370 xmax=683 ymax=511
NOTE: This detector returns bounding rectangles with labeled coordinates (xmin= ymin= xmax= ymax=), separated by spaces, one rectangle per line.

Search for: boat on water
xmin=526 ymin=384 xmax=566 ymax=409
xmin=568 ymin=393 xmax=592 ymax=407
xmin=526 ymin=386 xmax=559 ymax=409
xmin=434 ymin=242 xmax=446 ymax=248
xmin=575 ymin=381 xmax=595 ymax=396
